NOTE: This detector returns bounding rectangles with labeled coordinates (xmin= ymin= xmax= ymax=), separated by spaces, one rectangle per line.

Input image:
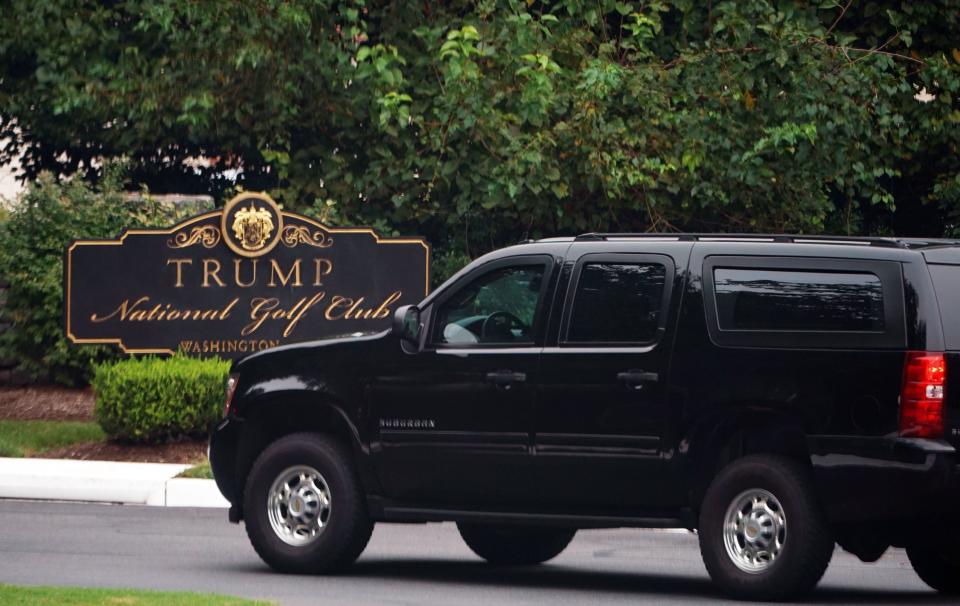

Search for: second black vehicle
xmin=211 ymin=233 xmax=960 ymax=601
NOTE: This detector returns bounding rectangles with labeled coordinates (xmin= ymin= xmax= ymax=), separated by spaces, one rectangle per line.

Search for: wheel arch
xmin=232 ymin=390 xmax=378 ymax=520
xmin=684 ymin=410 xmax=812 ymax=513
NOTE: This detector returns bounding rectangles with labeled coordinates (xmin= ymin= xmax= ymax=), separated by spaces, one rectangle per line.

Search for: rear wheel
xmin=907 ymin=543 xmax=960 ymax=594
xmin=243 ymin=433 xmax=373 ymax=574
xmin=698 ymin=455 xmax=833 ymax=601
xmin=457 ymin=523 xmax=575 ymax=565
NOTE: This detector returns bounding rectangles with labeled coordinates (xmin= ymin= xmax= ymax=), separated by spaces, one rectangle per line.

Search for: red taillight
xmin=224 ymin=375 xmax=239 ymax=416
xmin=900 ymin=352 xmax=946 ymax=438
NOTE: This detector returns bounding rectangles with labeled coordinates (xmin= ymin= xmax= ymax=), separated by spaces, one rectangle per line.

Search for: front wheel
xmin=907 ymin=543 xmax=960 ymax=594
xmin=457 ymin=523 xmax=575 ymax=565
xmin=243 ymin=433 xmax=373 ymax=574
xmin=698 ymin=455 xmax=834 ymax=601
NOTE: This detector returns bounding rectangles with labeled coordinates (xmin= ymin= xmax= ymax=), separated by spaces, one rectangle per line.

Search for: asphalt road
xmin=0 ymin=500 xmax=953 ymax=606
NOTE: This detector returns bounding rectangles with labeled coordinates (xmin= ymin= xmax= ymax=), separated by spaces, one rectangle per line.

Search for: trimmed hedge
xmin=93 ymin=356 xmax=230 ymax=443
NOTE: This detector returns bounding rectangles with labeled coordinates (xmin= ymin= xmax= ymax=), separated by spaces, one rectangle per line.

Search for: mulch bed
xmin=0 ymin=385 xmax=207 ymax=464
xmin=0 ymin=386 xmax=95 ymax=421
xmin=36 ymin=439 xmax=207 ymax=464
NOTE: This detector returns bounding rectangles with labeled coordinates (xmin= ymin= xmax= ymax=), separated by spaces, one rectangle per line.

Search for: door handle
xmin=617 ymin=370 xmax=659 ymax=391
xmin=486 ymin=370 xmax=527 ymax=389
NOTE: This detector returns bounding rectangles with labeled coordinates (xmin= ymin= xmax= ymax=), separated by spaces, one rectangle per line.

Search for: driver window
xmin=434 ymin=265 xmax=545 ymax=345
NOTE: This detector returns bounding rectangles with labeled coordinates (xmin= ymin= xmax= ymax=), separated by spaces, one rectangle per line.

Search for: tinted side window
xmin=929 ymin=264 xmax=960 ymax=350
xmin=434 ymin=265 xmax=545 ymax=345
xmin=714 ymin=268 xmax=885 ymax=332
xmin=568 ymin=263 xmax=666 ymax=343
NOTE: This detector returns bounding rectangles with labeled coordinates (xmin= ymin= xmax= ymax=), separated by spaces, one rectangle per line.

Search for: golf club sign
xmin=65 ymin=192 xmax=430 ymax=357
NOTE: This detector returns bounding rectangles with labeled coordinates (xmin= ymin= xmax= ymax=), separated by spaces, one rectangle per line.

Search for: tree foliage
xmin=0 ymin=171 xmax=191 ymax=384
xmin=2 ymin=1 xmax=959 ymax=253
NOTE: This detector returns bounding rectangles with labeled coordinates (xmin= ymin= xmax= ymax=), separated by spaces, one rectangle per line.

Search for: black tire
xmin=698 ymin=455 xmax=833 ymax=601
xmin=243 ymin=432 xmax=373 ymax=574
xmin=457 ymin=523 xmax=575 ymax=565
xmin=907 ymin=544 xmax=960 ymax=594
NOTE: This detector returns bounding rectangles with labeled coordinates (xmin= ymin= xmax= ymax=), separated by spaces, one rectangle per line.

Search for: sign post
xmin=65 ymin=192 xmax=429 ymax=357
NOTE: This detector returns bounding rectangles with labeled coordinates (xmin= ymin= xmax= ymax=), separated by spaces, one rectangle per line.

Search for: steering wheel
xmin=480 ymin=311 xmax=526 ymax=342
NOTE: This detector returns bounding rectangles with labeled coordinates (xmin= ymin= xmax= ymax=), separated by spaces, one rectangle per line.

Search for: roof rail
xmin=572 ymin=233 xmax=933 ymax=248
xmin=894 ymin=237 xmax=960 ymax=249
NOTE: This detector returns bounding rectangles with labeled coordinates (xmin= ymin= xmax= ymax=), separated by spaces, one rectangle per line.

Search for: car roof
xmin=419 ymin=233 xmax=960 ymax=307
xmin=562 ymin=233 xmax=960 ymax=250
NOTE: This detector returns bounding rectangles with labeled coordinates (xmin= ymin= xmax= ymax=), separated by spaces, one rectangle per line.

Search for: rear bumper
xmin=209 ymin=417 xmax=242 ymax=506
xmin=810 ymin=436 xmax=958 ymax=522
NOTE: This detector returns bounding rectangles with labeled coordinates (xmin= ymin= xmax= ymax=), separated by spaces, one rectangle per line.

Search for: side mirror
xmin=392 ymin=305 xmax=421 ymax=345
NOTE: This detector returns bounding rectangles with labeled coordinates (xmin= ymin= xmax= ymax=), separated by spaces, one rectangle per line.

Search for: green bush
xmin=0 ymin=170 xmax=195 ymax=385
xmin=430 ymin=249 xmax=472 ymax=290
xmin=93 ymin=356 xmax=230 ymax=443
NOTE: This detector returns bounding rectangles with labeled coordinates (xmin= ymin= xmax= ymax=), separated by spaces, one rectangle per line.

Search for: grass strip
xmin=0 ymin=419 xmax=105 ymax=458
xmin=0 ymin=584 xmax=269 ymax=605
xmin=178 ymin=461 xmax=213 ymax=479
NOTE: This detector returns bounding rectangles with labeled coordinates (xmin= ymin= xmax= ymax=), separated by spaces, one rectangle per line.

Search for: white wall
xmin=0 ymin=140 xmax=23 ymax=202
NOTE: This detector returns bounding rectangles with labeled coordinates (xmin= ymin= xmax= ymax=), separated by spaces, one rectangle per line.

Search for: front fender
xmin=223 ymin=377 xmax=380 ymax=514
xmin=233 ymin=372 xmax=357 ymax=419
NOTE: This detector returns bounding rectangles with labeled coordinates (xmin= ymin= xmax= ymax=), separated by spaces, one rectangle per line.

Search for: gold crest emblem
xmin=221 ymin=192 xmax=284 ymax=257
xmin=231 ymin=203 xmax=274 ymax=251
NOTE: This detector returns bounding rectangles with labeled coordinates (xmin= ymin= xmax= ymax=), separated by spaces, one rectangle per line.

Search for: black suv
xmin=211 ymin=233 xmax=960 ymax=600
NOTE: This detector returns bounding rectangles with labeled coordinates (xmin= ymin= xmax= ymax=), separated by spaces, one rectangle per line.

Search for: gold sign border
xmin=65 ymin=199 xmax=431 ymax=355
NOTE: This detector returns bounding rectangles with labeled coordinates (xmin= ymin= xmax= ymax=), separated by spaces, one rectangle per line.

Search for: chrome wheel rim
xmin=267 ymin=465 xmax=331 ymax=546
xmin=723 ymin=488 xmax=786 ymax=573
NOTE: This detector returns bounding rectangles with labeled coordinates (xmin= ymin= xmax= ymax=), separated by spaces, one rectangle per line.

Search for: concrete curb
xmin=0 ymin=458 xmax=228 ymax=508
xmin=164 ymin=478 xmax=230 ymax=508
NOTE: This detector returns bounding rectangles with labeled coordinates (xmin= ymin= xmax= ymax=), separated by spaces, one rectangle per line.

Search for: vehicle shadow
xmin=240 ymin=558 xmax=956 ymax=604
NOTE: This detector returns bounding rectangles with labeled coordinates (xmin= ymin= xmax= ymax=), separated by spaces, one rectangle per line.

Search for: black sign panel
xmin=65 ymin=193 xmax=429 ymax=356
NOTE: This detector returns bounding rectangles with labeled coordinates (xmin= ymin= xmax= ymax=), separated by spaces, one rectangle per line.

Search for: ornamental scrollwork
xmin=167 ymin=225 xmax=221 ymax=249
xmin=281 ymin=225 xmax=334 ymax=249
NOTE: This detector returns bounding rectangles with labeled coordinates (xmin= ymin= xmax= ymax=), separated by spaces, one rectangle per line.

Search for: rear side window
xmin=703 ymin=256 xmax=905 ymax=349
xmin=713 ymin=269 xmax=885 ymax=332
xmin=568 ymin=263 xmax=667 ymax=343
xmin=929 ymin=264 xmax=960 ymax=350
